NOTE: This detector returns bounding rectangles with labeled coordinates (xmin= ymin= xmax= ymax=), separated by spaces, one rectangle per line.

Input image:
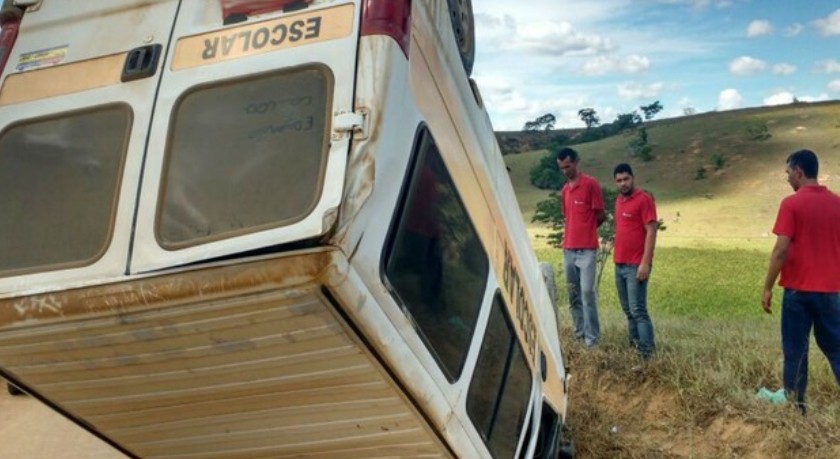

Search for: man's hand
xmin=636 ymin=264 xmax=650 ymax=282
xmin=762 ymin=289 xmax=773 ymax=314
xmin=762 ymin=235 xmax=789 ymax=315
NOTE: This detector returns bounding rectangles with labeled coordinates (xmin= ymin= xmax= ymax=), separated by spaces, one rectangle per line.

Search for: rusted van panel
xmin=0 ymin=250 xmax=451 ymax=458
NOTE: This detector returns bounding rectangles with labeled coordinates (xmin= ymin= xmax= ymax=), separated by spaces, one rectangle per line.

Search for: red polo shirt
xmin=773 ymin=185 xmax=840 ymax=292
xmin=614 ymin=188 xmax=657 ymax=264
xmin=560 ymin=173 xmax=604 ymax=249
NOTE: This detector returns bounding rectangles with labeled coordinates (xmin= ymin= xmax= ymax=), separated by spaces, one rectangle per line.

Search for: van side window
xmin=157 ymin=65 xmax=332 ymax=248
xmin=0 ymin=104 xmax=131 ymax=276
xmin=467 ymin=292 xmax=533 ymax=459
xmin=383 ymin=127 xmax=488 ymax=381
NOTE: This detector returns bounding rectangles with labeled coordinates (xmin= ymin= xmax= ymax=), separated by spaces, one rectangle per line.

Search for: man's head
xmin=613 ymin=162 xmax=635 ymax=196
xmin=556 ymin=147 xmax=580 ymax=180
xmin=785 ymin=149 xmax=819 ymax=191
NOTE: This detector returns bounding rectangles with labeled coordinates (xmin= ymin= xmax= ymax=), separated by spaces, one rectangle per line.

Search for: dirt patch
xmin=563 ymin=344 xmax=837 ymax=458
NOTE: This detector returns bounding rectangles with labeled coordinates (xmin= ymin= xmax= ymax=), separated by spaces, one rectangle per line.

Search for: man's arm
xmin=591 ymin=181 xmax=606 ymax=226
xmin=762 ymin=235 xmax=790 ymax=314
xmin=636 ymin=221 xmax=658 ymax=281
xmin=595 ymin=209 xmax=606 ymax=227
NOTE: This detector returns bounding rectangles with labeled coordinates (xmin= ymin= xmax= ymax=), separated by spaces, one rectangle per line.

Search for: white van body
xmin=0 ymin=1 xmax=571 ymax=457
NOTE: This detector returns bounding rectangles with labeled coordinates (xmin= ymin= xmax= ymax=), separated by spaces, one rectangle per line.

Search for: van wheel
xmin=447 ymin=0 xmax=475 ymax=76
xmin=7 ymin=383 xmax=25 ymax=396
xmin=556 ymin=424 xmax=575 ymax=458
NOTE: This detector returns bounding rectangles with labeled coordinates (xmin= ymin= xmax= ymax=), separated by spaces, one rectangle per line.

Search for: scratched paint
xmin=0 ymin=250 xmax=333 ymax=328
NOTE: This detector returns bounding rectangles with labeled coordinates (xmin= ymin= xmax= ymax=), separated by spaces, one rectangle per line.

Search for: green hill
xmin=504 ymin=101 xmax=840 ymax=250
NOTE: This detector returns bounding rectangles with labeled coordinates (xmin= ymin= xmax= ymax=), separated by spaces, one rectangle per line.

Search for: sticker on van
xmin=16 ymin=45 xmax=68 ymax=72
xmin=172 ymin=4 xmax=354 ymax=71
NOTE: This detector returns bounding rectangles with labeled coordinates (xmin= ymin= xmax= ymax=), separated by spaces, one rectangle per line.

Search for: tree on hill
xmin=528 ymin=148 xmax=565 ymax=190
xmin=578 ymin=108 xmax=600 ymax=129
xmin=628 ymin=126 xmax=653 ymax=161
xmin=613 ymin=111 xmax=642 ymax=132
xmin=640 ymin=101 xmax=663 ymax=121
xmin=523 ymin=113 xmax=557 ymax=131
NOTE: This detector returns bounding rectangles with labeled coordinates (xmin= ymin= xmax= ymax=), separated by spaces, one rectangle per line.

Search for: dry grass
xmin=558 ymin=308 xmax=840 ymax=458
xmin=535 ymin=246 xmax=840 ymax=457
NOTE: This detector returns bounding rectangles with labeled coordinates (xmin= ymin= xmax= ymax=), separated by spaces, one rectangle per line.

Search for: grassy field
xmin=541 ymin=247 xmax=840 ymax=458
xmin=503 ymin=101 xmax=840 ymax=457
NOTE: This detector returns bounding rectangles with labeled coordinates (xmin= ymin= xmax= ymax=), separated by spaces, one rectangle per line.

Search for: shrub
xmin=712 ymin=153 xmax=726 ymax=170
xmin=528 ymin=149 xmax=565 ymax=190
xmin=628 ymin=127 xmax=654 ymax=162
xmin=531 ymin=192 xmax=564 ymax=247
xmin=695 ymin=166 xmax=707 ymax=180
xmin=746 ymin=122 xmax=771 ymax=141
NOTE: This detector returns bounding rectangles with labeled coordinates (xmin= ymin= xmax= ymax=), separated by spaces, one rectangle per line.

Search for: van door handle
xmin=121 ymin=44 xmax=162 ymax=82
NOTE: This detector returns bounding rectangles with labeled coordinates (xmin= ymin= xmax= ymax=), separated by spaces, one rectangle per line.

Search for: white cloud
xmin=581 ymin=54 xmax=651 ymax=76
xmin=829 ymin=80 xmax=840 ymax=93
xmin=764 ymin=91 xmax=794 ymax=106
xmin=617 ymin=82 xmax=665 ymax=100
xmin=473 ymin=74 xmax=598 ymax=130
xmin=784 ymin=23 xmax=803 ymax=37
xmin=729 ymin=56 xmax=767 ymax=76
xmin=474 ymin=0 xmax=632 ymax=28
xmin=718 ymin=89 xmax=743 ymax=110
xmin=517 ymin=20 xmax=617 ymax=56
xmin=797 ymin=94 xmax=830 ymax=103
xmin=747 ymin=20 xmax=773 ymax=37
xmin=815 ymin=9 xmax=840 ymax=36
xmin=772 ymin=63 xmax=797 ymax=76
xmin=816 ymin=59 xmax=840 ymax=74
xmin=651 ymin=0 xmax=736 ymax=10
xmin=476 ymin=13 xmax=617 ymax=57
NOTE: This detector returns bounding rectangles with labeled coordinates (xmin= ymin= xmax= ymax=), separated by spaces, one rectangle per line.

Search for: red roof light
xmin=220 ymin=0 xmax=314 ymax=20
xmin=361 ymin=0 xmax=411 ymax=57
xmin=0 ymin=5 xmax=23 ymax=77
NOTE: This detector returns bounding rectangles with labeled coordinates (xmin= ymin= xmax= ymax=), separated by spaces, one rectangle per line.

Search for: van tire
xmin=7 ymin=383 xmax=24 ymax=396
xmin=556 ymin=425 xmax=575 ymax=458
xmin=540 ymin=262 xmax=558 ymax=307
xmin=447 ymin=0 xmax=475 ymax=76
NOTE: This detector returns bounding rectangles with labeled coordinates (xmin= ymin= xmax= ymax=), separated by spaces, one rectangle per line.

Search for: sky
xmin=471 ymin=0 xmax=840 ymax=131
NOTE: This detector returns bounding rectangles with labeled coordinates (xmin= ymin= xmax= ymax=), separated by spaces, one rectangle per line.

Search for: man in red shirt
xmin=557 ymin=147 xmax=605 ymax=347
xmin=613 ymin=163 xmax=658 ymax=362
xmin=762 ymin=149 xmax=840 ymax=413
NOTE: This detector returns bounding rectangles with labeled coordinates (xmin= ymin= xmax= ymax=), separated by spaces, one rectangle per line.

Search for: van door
xmin=130 ymin=0 xmax=362 ymax=272
xmin=0 ymin=0 xmax=180 ymax=294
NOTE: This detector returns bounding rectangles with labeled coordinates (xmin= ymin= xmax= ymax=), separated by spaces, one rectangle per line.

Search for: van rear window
xmin=0 ymin=105 xmax=131 ymax=276
xmin=467 ymin=293 xmax=533 ymax=458
xmin=157 ymin=65 xmax=332 ymax=248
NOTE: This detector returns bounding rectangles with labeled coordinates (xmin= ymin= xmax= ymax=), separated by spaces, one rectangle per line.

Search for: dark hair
xmin=557 ymin=147 xmax=579 ymax=162
xmin=613 ymin=163 xmax=634 ymax=177
xmin=787 ymin=149 xmax=819 ymax=179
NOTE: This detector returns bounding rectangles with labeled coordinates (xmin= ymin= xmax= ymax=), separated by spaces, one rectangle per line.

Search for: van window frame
xmin=0 ymin=103 xmax=132 ymax=277
xmin=381 ymin=124 xmax=489 ymax=383
xmin=466 ymin=290 xmax=535 ymax=458
xmin=154 ymin=64 xmax=334 ymax=250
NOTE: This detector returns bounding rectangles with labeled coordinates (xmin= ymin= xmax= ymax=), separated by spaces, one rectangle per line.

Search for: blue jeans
xmin=564 ymin=249 xmax=600 ymax=346
xmin=781 ymin=290 xmax=840 ymax=406
xmin=615 ymin=264 xmax=655 ymax=358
